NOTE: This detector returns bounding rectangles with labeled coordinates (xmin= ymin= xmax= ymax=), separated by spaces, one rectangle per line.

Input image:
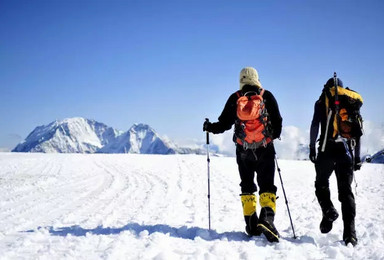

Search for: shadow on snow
xmin=25 ymin=223 xmax=315 ymax=245
xmin=27 ymin=223 xmax=250 ymax=242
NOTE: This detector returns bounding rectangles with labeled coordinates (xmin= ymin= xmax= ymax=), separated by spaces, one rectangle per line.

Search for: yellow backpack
xmin=325 ymin=86 xmax=363 ymax=139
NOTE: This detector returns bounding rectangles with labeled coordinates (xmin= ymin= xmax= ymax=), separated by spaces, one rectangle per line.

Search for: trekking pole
xmin=275 ymin=157 xmax=297 ymax=239
xmin=333 ymin=72 xmax=341 ymax=137
xmin=205 ymin=118 xmax=211 ymax=230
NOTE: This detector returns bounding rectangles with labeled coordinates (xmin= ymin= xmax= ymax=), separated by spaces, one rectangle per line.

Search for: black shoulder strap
xmin=323 ymin=88 xmax=335 ymax=110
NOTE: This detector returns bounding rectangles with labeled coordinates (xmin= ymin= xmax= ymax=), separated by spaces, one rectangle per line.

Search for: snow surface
xmin=0 ymin=153 xmax=383 ymax=259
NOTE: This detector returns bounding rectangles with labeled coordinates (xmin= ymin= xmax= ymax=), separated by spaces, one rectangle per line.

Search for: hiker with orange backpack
xmin=309 ymin=73 xmax=363 ymax=247
xmin=203 ymin=67 xmax=282 ymax=242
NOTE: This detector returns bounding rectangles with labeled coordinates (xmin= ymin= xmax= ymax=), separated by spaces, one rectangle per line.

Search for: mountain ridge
xmin=12 ymin=117 xmax=204 ymax=155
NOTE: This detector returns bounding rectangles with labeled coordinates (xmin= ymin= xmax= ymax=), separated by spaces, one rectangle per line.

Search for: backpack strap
xmin=320 ymin=89 xmax=335 ymax=151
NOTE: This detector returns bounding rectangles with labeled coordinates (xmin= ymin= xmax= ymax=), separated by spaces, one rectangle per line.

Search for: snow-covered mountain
xmin=98 ymin=123 xmax=176 ymax=154
xmin=365 ymin=149 xmax=384 ymax=164
xmin=12 ymin=117 xmax=204 ymax=155
xmin=12 ymin=118 xmax=120 ymax=153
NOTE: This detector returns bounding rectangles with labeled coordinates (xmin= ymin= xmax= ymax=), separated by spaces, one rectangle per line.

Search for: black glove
xmin=309 ymin=146 xmax=316 ymax=163
xmin=354 ymin=157 xmax=362 ymax=171
xmin=203 ymin=120 xmax=212 ymax=132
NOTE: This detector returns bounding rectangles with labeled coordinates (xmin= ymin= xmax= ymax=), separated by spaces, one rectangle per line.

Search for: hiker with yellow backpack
xmin=203 ymin=67 xmax=283 ymax=242
xmin=309 ymin=73 xmax=363 ymax=247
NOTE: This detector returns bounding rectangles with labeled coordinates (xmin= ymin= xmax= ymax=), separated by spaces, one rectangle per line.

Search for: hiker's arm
xmin=207 ymin=93 xmax=237 ymax=134
xmin=354 ymin=138 xmax=361 ymax=160
xmin=265 ymin=91 xmax=282 ymax=139
xmin=354 ymin=137 xmax=362 ymax=170
xmin=310 ymin=100 xmax=321 ymax=148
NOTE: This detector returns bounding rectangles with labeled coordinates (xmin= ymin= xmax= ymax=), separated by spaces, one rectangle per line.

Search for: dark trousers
xmin=236 ymin=142 xmax=277 ymax=195
xmin=315 ymin=141 xmax=356 ymax=235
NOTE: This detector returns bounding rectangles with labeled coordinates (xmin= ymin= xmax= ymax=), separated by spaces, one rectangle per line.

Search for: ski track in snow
xmin=0 ymin=153 xmax=383 ymax=259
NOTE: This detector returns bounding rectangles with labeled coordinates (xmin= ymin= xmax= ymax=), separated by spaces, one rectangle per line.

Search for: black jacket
xmin=310 ymin=91 xmax=329 ymax=149
xmin=208 ymin=85 xmax=283 ymax=140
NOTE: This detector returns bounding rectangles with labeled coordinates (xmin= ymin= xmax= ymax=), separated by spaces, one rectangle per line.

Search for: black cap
xmin=325 ymin=77 xmax=343 ymax=88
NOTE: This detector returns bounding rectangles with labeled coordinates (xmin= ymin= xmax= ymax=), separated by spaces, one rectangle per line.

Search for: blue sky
xmin=1 ymin=0 xmax=383 ymax=150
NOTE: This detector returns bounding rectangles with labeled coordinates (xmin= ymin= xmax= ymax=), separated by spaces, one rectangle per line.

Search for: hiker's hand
xmin=354 ymin=158 xmax=362 ymax=171
xmin=309 ymin=146 xmax=316 ymax=163
xmin=203 ymin=121 xmax=212 ymax=132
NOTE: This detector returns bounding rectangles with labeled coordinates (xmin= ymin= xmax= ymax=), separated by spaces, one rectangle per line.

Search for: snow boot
xmin=344 ymin=236 xmax=358 ymax=247
xmin=257 ymin=192 xmax=279 ymax=242
xmin=241 ymin=194 xmax=261 ymax=236
xmin=315 ymin=185 xmax=339 ymax=233
xmin=319 ymin=207 xmax=339 ymax=233
xmin=343 ymin=219 xmax=357 ymax=247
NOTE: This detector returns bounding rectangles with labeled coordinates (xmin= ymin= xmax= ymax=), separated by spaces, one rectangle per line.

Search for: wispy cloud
xmin=360 ymin=121 xmax=384 ymax=156
xmin=209 ymin=121 xmax=383 ymax=159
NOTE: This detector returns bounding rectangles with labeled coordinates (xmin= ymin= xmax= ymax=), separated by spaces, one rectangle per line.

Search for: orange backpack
xmin=235 ymin=89 xmax=272 ymax=149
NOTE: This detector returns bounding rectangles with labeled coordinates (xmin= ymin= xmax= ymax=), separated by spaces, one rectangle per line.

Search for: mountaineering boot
xmin=319 ymin=207 xmax=339 ymax=233
xmin=344 ymin=236 xmax=358 ymax=247
xmin=245 ymin=213 xmax=261 ymax=236
xmin=241 ymin=194 xmax=261 ymax=236
xmin=343 ymin=219 xmax=357 ymax=247
xmin=257 ymin=192 xmax=279 ymax=242
xmin=315 ymin=185 xmax=339 ymax=233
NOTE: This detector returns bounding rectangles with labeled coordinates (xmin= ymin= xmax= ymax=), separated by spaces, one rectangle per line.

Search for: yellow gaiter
xmin=259 ymin=192 xmax=276 ymax=213
xmin=241 ymin=194 xmax=257 ymax=216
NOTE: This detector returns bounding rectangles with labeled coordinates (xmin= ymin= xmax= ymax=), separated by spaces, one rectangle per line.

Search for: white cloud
xmin=207 ymin=120 xmax=384 ymax=159
xmin=210 ymin=128 xmax=236 ymax=157
xmin=274 ymin=126 xmax=308 ymax=160
xmin=360 ymin=120 xmax=384 ymax=156
xmin=209 ymin=125 xmax=309 ymax=159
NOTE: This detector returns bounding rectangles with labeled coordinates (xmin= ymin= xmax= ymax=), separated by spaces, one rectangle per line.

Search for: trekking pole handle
xmin=205 ymin=118 xmax=210 ymax=145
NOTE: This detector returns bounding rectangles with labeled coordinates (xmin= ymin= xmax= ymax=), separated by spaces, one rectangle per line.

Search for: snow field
xmin=0 ymin=153 xmax=383 ymax=259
